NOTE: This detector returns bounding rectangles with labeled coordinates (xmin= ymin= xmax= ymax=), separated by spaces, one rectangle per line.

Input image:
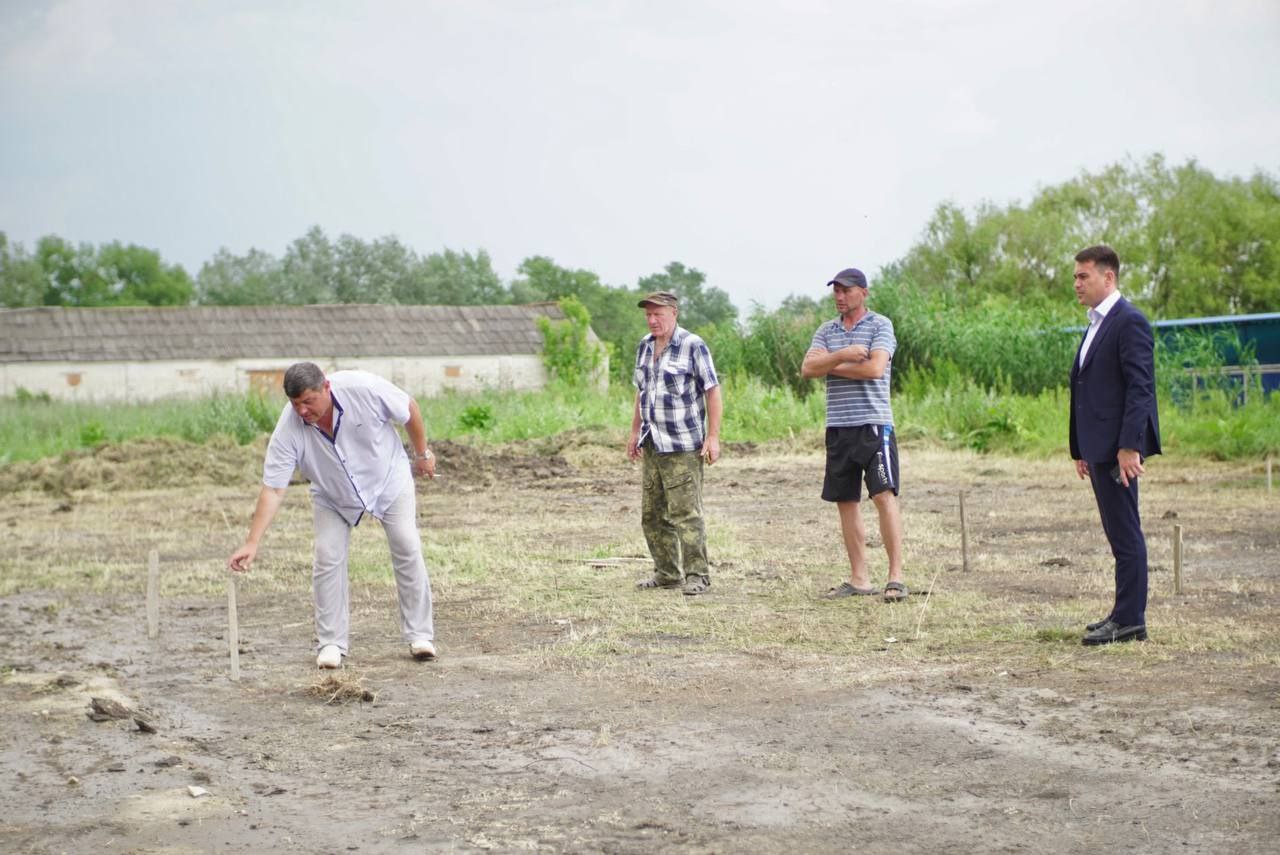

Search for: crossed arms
xmin=800 ymin=344 xmax=889 ymax=380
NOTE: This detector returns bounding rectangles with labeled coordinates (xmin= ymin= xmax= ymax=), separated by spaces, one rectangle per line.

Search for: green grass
xmin=896 ymin=377 xmax=1280 ymax=459
xmin=0 ymin=392 xmax=279 ymax=464
xmin=420 ymin=382 xmax=633 ymax=442
xmin=2 ymin=374 xmax=1277 ymax=465
xmin=1160 ymin=386 xmax=1280 ymax=459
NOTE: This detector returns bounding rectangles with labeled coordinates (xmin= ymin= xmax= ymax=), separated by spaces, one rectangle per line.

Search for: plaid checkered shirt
xmin=633 ymin=326 xmax=720 ymax=453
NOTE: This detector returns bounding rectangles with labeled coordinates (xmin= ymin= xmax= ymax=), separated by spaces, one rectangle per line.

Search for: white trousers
xmin=311 ymin=487 xmax=434 ymax=654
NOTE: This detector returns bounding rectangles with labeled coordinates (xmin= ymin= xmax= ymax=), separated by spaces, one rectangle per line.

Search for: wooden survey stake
xmin=227 ymin=575 xmax=240 ymax=681
xmin=1173 ymin=524 xmax=1184 ymax=596
xmin=146 ymin=550 xmax=159 ymax=639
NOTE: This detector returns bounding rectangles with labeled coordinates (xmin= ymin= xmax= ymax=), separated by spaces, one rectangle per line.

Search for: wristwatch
xmin=411 ymin=449 xmax=433 ymax=461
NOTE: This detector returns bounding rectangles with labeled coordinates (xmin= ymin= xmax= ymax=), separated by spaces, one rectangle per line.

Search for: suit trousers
xmin=1087 ymin=463 xmax=1148 ymax=626
xmin=312 ymin=486 xmax=435 ymax=653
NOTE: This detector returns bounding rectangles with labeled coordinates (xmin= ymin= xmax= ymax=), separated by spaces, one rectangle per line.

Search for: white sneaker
xmin=316 ymin=645 xmax=342 ymax=669
xmin=409 ymin=639 xmax=437 ymax=661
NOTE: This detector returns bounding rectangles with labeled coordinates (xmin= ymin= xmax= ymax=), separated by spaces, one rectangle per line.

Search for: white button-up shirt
xmin=1078 ymin=290 xmax=1123 ymax=366
xmin=262 ymin=370 xmax=414 ymax=525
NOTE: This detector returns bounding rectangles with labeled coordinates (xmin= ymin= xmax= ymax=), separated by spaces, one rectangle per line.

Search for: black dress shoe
xmin=1082 ymin=620 xmax=1148 ymax=646
xmin=1086 ymin=616 xmax=1113 ymax=632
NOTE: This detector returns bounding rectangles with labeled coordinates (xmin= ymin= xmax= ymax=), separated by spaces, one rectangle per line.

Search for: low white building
xmin=0 ymin=304 xmax=603 ymax=402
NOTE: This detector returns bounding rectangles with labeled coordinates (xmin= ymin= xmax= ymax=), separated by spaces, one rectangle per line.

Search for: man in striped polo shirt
xmin=801 ymin=268 xmax=908 ymax=602
xmin=627 ymin=290 xmax=723 ymax=596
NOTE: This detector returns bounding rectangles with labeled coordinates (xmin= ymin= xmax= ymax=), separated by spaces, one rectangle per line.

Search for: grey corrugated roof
xmin=0 ymin=304 xmax=569 ymax=363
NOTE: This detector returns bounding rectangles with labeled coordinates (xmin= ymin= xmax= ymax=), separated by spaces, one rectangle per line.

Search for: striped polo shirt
xmin=633 ymin=326 xmax=720 ymax=453
xmin=810 ymin=312 xmax=896 ymax=427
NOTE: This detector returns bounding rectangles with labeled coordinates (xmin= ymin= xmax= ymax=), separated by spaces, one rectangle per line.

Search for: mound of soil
xmin=429 ymin=439 xmax=575 ymax=488
xmin=0 ymin=435 xmax=265 ymax=495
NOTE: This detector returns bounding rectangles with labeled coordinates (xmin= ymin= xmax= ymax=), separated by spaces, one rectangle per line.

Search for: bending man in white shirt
xmin=228 ymin=362 xmax=438 ymax=669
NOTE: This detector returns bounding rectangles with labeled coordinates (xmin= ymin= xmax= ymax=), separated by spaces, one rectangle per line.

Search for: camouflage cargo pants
xmin=641 ymin=444 xmax=708 ymax=583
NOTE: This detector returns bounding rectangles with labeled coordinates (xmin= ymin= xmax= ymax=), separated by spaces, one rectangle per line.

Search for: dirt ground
xmin=1 ymin=435 xmax=1277 ymax=854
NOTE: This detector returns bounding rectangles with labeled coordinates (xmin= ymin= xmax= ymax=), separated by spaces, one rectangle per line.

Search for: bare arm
xmin=627 ymin=391 xmax=643 ymax=461
xmin=228 ymin=485 xmax=287 ymax=572
xmin=701 ymin=385 xmax=723 ymax=464
xmin=828 ymin=349 xmax=890 ymax=380
xmin=404 ymin=398 xmax=436 ymax=479
xmin=801 ymin=344 xmax=870 ymax=379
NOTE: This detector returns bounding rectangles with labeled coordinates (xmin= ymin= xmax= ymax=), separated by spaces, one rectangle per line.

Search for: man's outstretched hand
xmin=228 ymin=543 xmax=257 ymax=573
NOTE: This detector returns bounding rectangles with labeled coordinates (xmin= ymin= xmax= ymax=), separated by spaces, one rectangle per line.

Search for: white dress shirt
xmin=1078 ymin=290 xmax=1123 ymax=367
xmin=262 ymin=370 xmax=414 ymax=525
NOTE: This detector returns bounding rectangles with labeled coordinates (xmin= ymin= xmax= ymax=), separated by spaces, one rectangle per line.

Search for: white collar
xmin=1089 ymin=291 xmax=1123 ymax=321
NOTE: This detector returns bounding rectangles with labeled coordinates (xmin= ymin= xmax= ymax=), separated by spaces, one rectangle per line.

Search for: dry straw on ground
xmin=306 ymin=671 xmax=375 ymax=705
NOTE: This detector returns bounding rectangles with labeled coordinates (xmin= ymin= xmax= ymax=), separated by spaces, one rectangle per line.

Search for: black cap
xmin=827 ymin=268 xmax=868 ymax=289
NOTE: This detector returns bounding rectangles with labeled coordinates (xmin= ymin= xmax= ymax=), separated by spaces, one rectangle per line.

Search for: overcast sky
xmin=2 ymin=0 xmax=1278 ymax=309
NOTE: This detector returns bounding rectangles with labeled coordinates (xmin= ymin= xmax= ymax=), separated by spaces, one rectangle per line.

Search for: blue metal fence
xmin=1153 ymin=311 xmax=1280 ymax=396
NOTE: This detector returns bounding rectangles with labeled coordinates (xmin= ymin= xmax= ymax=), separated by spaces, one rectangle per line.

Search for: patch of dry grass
xmin=4 ymin=443 xmax=1277 ymax=683
xmin=306 ymin=671 xmax=375 ymax=705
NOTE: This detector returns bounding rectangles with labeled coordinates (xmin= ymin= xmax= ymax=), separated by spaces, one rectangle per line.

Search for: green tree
xmin=37 ymin=236 xmax=110 ymax=306
xmin=96 ymin=242 xmax=193 ymax=306
xmin=536 ymin=296 xmax=605 ymax=386
xmin=331 ymin=234 xmax=380 ymax=303
xmin=1141 ymin=164 xmax=1280 ymax=316
xmin=280 ymin=225 xmax=337 ymax=304
xmin=512 ymin=256 xmax=648 ymax=380
xmin=398 ymin=248 xmax=506 ymax=305
xmin=0 ymin=233 xmax=44 ymax=307
xmin=197 ymin=247 xmax=286 ymax=305
xmin=332 ymin=234 xmax=424 ymax=304
xmin=890 ymin=156 xmax=1280 ymax=318
xmin=510 ymin=255 xmax=603 ymax=303
xmin=32 ymin=237 xmax=191 ymax=307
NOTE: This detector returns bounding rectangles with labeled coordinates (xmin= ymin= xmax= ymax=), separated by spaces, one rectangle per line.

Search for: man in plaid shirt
xmin=626 ymin=290 xmax=723 ymax=596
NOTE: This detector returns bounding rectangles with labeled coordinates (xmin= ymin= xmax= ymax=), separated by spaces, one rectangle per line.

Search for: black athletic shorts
xmin=821 ymin=424 xmax=899 ymax=502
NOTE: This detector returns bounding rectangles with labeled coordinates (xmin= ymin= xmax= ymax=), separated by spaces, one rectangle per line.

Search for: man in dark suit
xmin=1069 ymin=245 xmax=1161 ymax=646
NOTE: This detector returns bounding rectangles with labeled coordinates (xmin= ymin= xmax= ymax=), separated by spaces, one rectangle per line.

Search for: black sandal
xmin=824 ymin=581 xmax=880 ymax=599
xmin=637 ymin=576 xmax=681 ymax=590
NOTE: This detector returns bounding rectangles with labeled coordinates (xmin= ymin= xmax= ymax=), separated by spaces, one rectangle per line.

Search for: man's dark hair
xmin=1075 ymin=245 xmax=1121 ymax=279
xmin=283 ymin=362 xmax=326 ymax=398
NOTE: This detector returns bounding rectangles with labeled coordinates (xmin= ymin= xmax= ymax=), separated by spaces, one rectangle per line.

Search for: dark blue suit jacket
xmin=1069 ymin=296 xmax=1161 ymax=462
